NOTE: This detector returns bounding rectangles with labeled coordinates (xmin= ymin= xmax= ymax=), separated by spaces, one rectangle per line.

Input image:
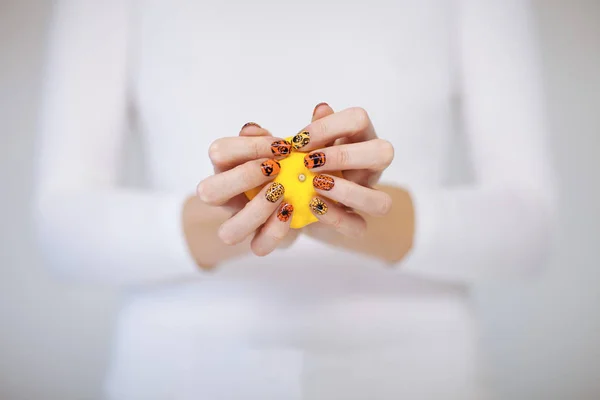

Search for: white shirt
xmin=34 ymin=0 xmax=555 ymax=398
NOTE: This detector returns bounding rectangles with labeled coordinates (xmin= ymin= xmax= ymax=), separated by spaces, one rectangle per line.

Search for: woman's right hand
xmin=195 ymin=123 xmax=298 ymax=258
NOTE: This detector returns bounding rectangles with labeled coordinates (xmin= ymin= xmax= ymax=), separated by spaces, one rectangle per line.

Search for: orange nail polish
xmin=313 ymin=175 xmax=335 ymax=191
xmin=261 ymin=159 xmax=281 ymax=176
xmin=304 ymin=152 xmax=326 ymax=169
xmin=271 ymin=140 xmax=292 ymax=157
xmin=277 ymin=203 xmax=294 ymax=222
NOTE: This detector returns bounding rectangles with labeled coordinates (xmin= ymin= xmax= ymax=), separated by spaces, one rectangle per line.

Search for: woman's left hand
xmin=299 ymin=104 xmax=395 ymax=238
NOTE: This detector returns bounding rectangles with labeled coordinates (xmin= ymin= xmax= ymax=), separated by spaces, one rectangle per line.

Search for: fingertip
xmin=276 ymin=202 xmax=294 ymax=225
xmin=270 ymin=139 xmax=293 ymax=158
xmin=196 ymin=181 xmax=209 ymax=203
xmin=309 ymin=197 xmax=329 ymax=216
xmin=242 ymin=122 xmax=261 ymax=130
xmin=218 ymin=224 xmax=236 ymax=246
xmin=240 ymin=122 xmax=270 ymax=137
xmin=250 ymin=239 xmax=271 ymax=257
xmin=208 ymin=140 xmax=225 ymax=165
xmin=378 ymin=192 xmax=393 ymax=217
xmin=260 ymin=159 xmax=281 ymax=177
xmin=312 ymin=102 xmax=334 ymax=122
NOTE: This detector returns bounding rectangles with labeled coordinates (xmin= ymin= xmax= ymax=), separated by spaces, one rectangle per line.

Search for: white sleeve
xmin=33 ymin=0 xmax=199 ymax=285
xmin=401 ymin=0 xmax=557 ymax=282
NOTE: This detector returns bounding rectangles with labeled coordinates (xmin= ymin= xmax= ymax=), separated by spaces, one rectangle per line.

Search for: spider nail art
xmin=277 ymin=203 xmax=294 ymax=222
xmin=309 ymin=197 xmax=328 ymax=215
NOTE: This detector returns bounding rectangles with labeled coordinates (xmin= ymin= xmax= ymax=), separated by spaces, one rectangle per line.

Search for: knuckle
xmin=251 ymin=139 xmax=261 ymax=160
xmin=337 ymin=147 xmax=351 ymax=168
xmin=339 ymin=185 xmax=352 ymax=207
xmin=239 ymin=163 xmax=256 ymax=186
xmin=331 ymin=215 xmax=344 ymax=231
xmin=312 ymin=118 xmax=328 ymax=138
xmin=352 ymin=218 xmax=368 ymax=238
xmin=348 ymin=107 xmax=370 ymax=132
xmin=266 ymin=229 xmax=287 ymax=243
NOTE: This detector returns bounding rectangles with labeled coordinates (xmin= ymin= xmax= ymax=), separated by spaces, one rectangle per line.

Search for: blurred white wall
xmin=0 ymin=1 xmax=598 ymax=399
xmin=480 ymin=2 xmax=600 ymax=398
xmin=0 ymin=3 xmax=119 ymax=400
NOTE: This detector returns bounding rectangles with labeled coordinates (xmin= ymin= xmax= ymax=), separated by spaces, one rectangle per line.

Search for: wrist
xmin=182 ymin=196 xmax=252 ymax=269
xmin=182 ymin=196 xmax=217 ymax=270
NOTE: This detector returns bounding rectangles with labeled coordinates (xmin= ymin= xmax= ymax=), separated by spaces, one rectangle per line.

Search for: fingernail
xmin=313 ymin=175 xmax=335 ymax=191
xmin=266 ymin=182 xmax=285 ymax=203
xmin=309 ymin=197 xmax=328 ymax=215
xmin=277 ymin=203 xmax=294 ymax=222
xmin=291 ymin=131 xmax=310 ymax=150
xmin=242 ymin=122 xmax=261 ymax=130
xmin=312 ymin=102 xmax=329 ymax=116
xmin=261 ymin=159 xmax=281 ymax=177
xmin=304 ymin=152 xmax=326 ymax=169
xmin=271 ymin=140 xmax=292 ymax=157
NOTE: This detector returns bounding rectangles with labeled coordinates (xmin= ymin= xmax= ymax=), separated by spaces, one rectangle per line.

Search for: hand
xmin=196 ymin=123 xmax=298 ymax=257
xmin=298 ymin=104 xmax=395 ymax=238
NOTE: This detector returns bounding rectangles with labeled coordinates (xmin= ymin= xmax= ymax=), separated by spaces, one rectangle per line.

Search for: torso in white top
xmin=36 ymin=1 xmax=554 ymax=399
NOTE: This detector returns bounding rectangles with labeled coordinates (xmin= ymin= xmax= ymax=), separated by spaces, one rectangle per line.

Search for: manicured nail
xmin=242 ymin=122 xmax=261 ymax=130
xmin=304 ymin=152 xmax=326 ymax=169
xmin=291 ymin=131 xmax=310 ymax=150
xmin=312 ymin=102 xmax=329 ymax=116
xmin=261 ymin=159 xmax=281 ymax=176
xmin=313 ymin=175 xmax=335 ymax=191
xmin=266 ymin=182 xmax=285 ymax=203
xmin=277 ymin=203 xmax=294 ymax=222
xmin=309 ymin=197 xmax=328 ymax=215
xmin=271 ymin=140 xmax=292 ymax=157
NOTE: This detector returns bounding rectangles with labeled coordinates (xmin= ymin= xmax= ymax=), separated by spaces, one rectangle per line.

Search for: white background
xmin=1 ymin=1 xmax=599 ymax=399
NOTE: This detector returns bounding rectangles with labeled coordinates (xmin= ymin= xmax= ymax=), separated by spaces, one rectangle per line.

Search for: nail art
xmin=313 ymin=175 xmax=335 ymax=191
xmin=266 ymin=182 xmax=285 ymax=203
xmin=304 ymin=152 xmax=326 ymax=169
xmin=309 ymin=197 xmax=328 ymax=215
xmin=271 ymin=140 xmax=292 ymax=157
xmin=261 ymin=159 xmax=281 ymax=176
xmin=291 ymin=131 xmax=310 ymax=150
xmin=242 ymin=122 xmax=261 ymax=130
xmin=312 ymin=102 xmax=329 ymax=116
xmin=277 ymin=203 xmax=294 ymax=222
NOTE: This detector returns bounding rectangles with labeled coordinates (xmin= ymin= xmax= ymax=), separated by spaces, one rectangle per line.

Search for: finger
xmin=209 ymin=136 xmax=292 ymax=172
xmin=303 ymin=139 xmax=394 ymax=173
xmin=311 ymin=102 xmax=334 ymax=122
xmin=308 ymin=197 xmax=367 ymax=238
xmin=311 ymin=102 xmax=337 ymax=147
xmin=239 ymin=122 xmax=270 ymax=137
xmin=313 ymin=174 xmax=392 ymax=217
xmin=197 ymin=158 xmax=281 ymax=206
xmin=342 ymin=170 xmax=382 ymax=187
xmin=250 ymin=202 xmax=293 ymax=256
xmin=220 ymin=193 xmax=249 ymax=215
xmin=290 ymin=107 xmax=376 ymax=152
xmin=219 ymin=182 xmax=286 ymax=245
